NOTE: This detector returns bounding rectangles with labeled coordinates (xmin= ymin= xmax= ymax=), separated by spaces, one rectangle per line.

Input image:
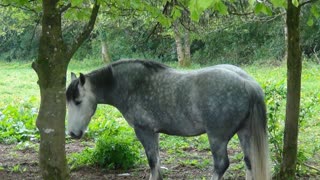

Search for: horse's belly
xmin=157 ymin=118 xmax=206 ymax=136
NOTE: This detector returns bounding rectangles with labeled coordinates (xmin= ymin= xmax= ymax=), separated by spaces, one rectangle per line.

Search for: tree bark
xmin=279 ymin=0 xmax=302 ymax=179
xmin=31 ymin=1 xmax=99 ymax=179
xmin=173 ymin=19 xmax=192 ymax=67
xmin=183 ymin=30 xmax=191 ymax=66
xmin=100 ymin=31 xmax=111 ymax=63
xmin=32 ymin=1 xmax=69 ymax=179
xmin=283 ymin=14 xmax=288 ymax=61
xmin=173 ymin=20 xmax=185 ymax=66
xmin=101 ymin=41 xmax=111 ymax=63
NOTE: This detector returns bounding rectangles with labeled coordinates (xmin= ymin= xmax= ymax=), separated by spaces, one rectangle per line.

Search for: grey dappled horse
xmin=66 ymin=59 xmax=270 ymax=180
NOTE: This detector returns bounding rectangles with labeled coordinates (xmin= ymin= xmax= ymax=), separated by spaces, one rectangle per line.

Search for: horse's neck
xmin=113 ymin=67 xmax=144 ymax=95
xmin=88 ymin=68 xmax=115 ymax=105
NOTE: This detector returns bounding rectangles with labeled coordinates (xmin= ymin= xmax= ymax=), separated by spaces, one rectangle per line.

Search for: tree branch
xmin=302 ymin=163 xmax=320 ymax=172
xmin=28 ymin=18 xmax=41 ymax=51
xmin=60 ymin=3 xmax=71 ymax=13
xmin=66 ymin=1 xmax=100 ymax=59
xmin=144 ymin=1 xmax=172 ymax=43
xmin=299 ymin=0 xmax=319 ymax=8
xmin=0 ymin=2 xmax=38 ymax=14
xmin=0 ymin=3 xmax=11 ymax=7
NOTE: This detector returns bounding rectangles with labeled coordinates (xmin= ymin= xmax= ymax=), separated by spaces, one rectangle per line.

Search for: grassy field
xmin=0 ymin=59 xmax=319 ymax=178
xmin=1 ymin=60 xmax=319 ymax=101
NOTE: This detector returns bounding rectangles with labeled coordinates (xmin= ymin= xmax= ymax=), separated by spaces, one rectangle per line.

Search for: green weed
xmin=68 ymin=118 xmax=143 ymax=170
xmin=92 ymin=131 xmax=141 ymax=170
xmin=9 ymin=164 xmax=27 ymax=173
xmin=263 ymin=78 xmax=320 ymax=175
xmin=0 ymin=97 xmax=39 ymax=144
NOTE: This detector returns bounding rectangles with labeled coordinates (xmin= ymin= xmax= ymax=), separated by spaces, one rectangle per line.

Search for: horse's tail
xmin=248 ymin=83 xmax=270 ymax=180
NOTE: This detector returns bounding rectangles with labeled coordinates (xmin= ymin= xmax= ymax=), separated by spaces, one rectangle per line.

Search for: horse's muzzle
xmin=69 ymin=131 xmax=83 ymax=139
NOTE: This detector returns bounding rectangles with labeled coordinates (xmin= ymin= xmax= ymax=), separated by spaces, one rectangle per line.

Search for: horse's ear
xmin=71 ymin=72 xmax=77 ymax=81
xmin=79 ymin=73 xmax=86 ymax=86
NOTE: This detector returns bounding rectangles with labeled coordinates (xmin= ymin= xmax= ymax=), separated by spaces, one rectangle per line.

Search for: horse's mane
xmin=84 ymin=60 xmax=168 ymax=90
xmin=111 ymin=59 xmax=169 ymax=72
xmin=66 ymin=79 xmax=80 ymax=102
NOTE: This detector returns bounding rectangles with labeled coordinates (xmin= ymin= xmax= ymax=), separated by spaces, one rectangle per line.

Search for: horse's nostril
xmin=70 ymin=131 xmax=83 ymax=139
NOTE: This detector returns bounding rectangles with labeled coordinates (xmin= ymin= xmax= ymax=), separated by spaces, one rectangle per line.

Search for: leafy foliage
xmin=2 ymin=0 xmax=320 ymax=65
xmin=0 ymin=97 xmax=39 ymax=144
xmin=92 ymin=130 xmax=141 ymax=170
xmin=263 ymin=79 xmax=320 ymax=175
xmin=68 ymin=112 xmax=142 ymax=170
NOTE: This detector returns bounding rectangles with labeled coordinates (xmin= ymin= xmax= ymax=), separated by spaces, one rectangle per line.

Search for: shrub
xmin=0 ymin=97 xmax=39 ymax=144
xmin=69 ymin=117 xmax=142 ymax=170
xmin=263 ymin=80 xmax=286 ymax=173
xmin=263 ymin=79 xmax=320 ymax=175
xmin=92 ymin=132 xmax=141 ymax=170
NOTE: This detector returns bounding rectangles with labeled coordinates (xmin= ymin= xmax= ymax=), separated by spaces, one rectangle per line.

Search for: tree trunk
xmin=173 ymin=20 xmax=185 ymax=66
xmin=183 ymin=30 xmax=191 ymax=66
xmin=283 ymin=14 xmax=288 ymax=61
xmin=31 ymin=1 xmax=99 ymax=179
xmin=101 ymin=40 xmax=111 ymax=64
xmin=279 ymin=1 xmax=302 ymax=179
xmin=32 ymin=1 xmax=69 ymax=179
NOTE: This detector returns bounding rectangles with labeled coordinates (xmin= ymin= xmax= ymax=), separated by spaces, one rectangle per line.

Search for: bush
xmin=0 ymin=97 xmax=39 ymax=144
xmin=69 ymin=117 xmax=142 ymax=170
xmin=263 ymin=79 xmax=320 ymax=175
xmin=263 ymin=80 xmax=286 ymax=173
xmin=92 ymin=132 xmax=141 ymax=170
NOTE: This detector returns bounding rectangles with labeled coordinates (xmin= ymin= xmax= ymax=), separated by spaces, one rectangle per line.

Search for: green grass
xmin=0 ymin=59 xmax=319 ymax=176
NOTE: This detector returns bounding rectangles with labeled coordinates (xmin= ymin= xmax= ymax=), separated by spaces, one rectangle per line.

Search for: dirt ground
xmin=0 ymin=140 xmax=245 ymax=180
xmin=0 ymin=141 xmax=318 ymax=180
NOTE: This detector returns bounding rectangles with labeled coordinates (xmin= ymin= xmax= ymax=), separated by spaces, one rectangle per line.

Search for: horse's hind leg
xmin=237 ymin=129 xmax=253 ymax=180
xmin=134 ymin=127 xmax=162 ymax=180
xmin=207 ymin=135 xmax=229 ymax=180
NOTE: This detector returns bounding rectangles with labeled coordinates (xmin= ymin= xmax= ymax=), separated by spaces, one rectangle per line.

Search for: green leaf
xmin=71 ymin=0 xmax=83 ymax=7
xmin=311 ymin=5 xmax=320 ymax=18
xmin=248 ymin=0 xmax=255 ymax=7
xmin=158 ymin=15 xmax=171 ymax=28
xmin=130 ymin=0 xmax=142 ymax=9
xmin=214 ymin=1 xmax=228 ymax=15
xmin=270 ymin=0 xmax=286 ymax=8
xmin=189 ymin=0 xmax=215 ymax=21
xmin=171 ymin=6 xmax=182 ymax=20
xmin=197 ymin=0 xmax=215 ymax=10
xmin=292 ymin=0 xmax=299 ymax=7
xmin=307 ymin=17 xmax=314 ymax=26
xmin=254 ymin=3 xmax=272 ymax=16
xmin=189 ymin=0 xmax=200 ymax=21
xmin=16 ymin=0 xmax=29 ymax=6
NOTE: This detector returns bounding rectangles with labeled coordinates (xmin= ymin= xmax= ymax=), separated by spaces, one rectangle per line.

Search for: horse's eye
xmin=74 ymin=100 xmax=82 ymax=105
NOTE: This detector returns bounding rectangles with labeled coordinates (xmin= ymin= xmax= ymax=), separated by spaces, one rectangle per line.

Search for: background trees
xmin=1 ymin=1 xmax=319 ymax=65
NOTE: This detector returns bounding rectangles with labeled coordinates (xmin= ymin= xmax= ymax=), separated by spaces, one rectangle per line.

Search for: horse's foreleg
xmin=134 ymin=127 xmax=162 ymax=180
xmin=207 ymin=136 xmax=229 ymax=180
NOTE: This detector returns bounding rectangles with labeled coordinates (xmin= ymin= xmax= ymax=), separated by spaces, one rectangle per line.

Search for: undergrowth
xmin=68 ymin=116 xmax=143 ymax=170
xmin=263 ymin=79 xmax=320 ymax=175
xmin=0 ymin=96 xmax=39 ymax=144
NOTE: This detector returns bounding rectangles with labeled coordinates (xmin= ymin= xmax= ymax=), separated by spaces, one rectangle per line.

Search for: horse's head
xmin=66 ymin=72 xmax=97 ymax=139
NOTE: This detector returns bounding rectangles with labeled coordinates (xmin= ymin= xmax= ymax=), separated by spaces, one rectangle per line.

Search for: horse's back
xmin=123 ymin=63 xmax=262 ymax=137
xmin=146 ymin=65 xmax=256 ymax=136
xmin=184 ymin=66 xmax=252 ymax=132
